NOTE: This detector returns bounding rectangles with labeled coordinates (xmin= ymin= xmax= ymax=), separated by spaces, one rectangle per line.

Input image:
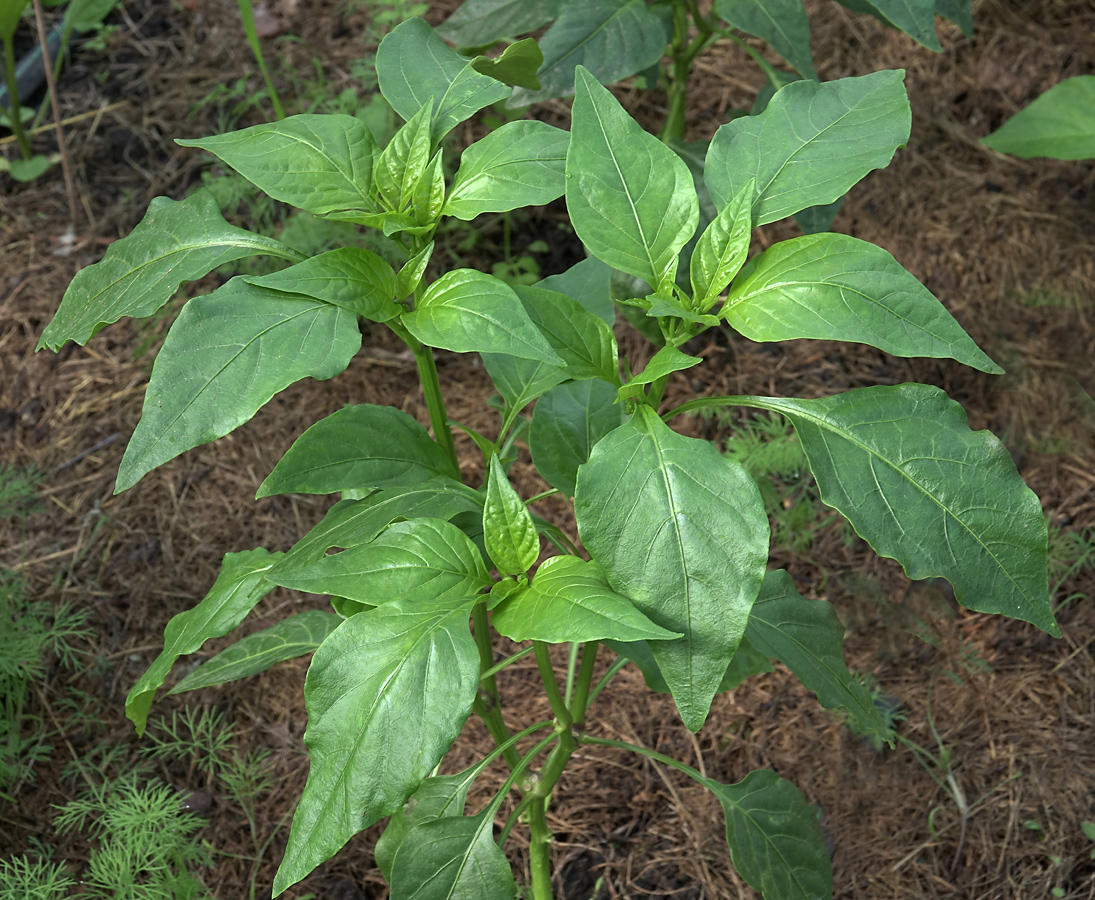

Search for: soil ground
xmin=2 ymin=0 xmax=1094 ymax=897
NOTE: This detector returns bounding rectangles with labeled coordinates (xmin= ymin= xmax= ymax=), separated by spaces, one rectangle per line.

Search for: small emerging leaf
xmin=624 ymin=345 xmax=702 ymax=390
xmin=484 ymin=457 xmax=540 ymax=575
xmin=690 ymin=179 xmax=753 ymax=309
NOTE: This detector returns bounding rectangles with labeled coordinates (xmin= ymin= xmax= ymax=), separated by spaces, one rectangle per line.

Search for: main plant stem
xmin=661 ymin=1 xmax=716 ymax=143
xmin=526 ymin=642 xmax=602 ymax=899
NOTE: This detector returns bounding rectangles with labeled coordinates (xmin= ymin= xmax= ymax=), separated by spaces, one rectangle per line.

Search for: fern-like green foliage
xmin=54 ymin=770 xmax=213 ymax=900
xmin=0 ymin=467 xmax=91 ymax=794
xmin=0 ymin=854 xmax=76 ymax=899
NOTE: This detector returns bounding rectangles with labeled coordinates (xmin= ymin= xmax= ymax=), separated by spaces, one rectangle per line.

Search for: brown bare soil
xmin=2 ymin=0 xmax=1093 ymax=898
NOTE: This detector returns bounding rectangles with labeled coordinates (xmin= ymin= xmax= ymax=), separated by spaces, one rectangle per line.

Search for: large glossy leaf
xmin=737 ymin=385 xmax=1057 ymax=634
xmin=715 ymin=0 xmax=816 ymax=80
xmin=388 ymin=809 xmax=515 ymax=900
xmin=116 ymin=279 xmax=360 ymax=493
xmin=575 ymin=406 xmax=769 ymax=731
xmin=177 ymin=116 xmax=379 ymax=215
xmin=513 ymin=284 xmax=618 ymax=382
xmin=170 ymin=610 xmax=341 ymax=694
xmin=746 ymin=570 xmax=891 ymax=743
xmin=704 ymin=769 xmax=832 ymax=900
xmin=835 ymin=0 xmax=941 ymax=50
xmin=567 ymin=67 xmax=698 ymax=289
xmin=125 ymin=549 xmax=280 ymax=734
xmin=705 ymin=70 xmax=910 ymax=225
xmin=530 ymin=378 xmax=624 ymax=497
xmin=509 ymin=0 xmax=670 ymax=106
xmin=982 ymin=76 xmax=1095 ymax=160
xmin=484 ymin=459 xmax=540 ymax=576
xmin=270 ymin=518 xmax=490 ymax=604
xmin=37 ymin=190 xmax=302 ymax=351
xmin=725 ymin=233 xmax=1002 ymax=373
xmin=624 ymin=345 xmax=702 ymax=389
xmin=538 ymin=257 xmax=615 ymax=325
xmin=270 ymin=478 xmax=483 ymax=576
xmin=375 ymin=17 xmax=510 ymax=141
xmin=438 ymin=0 xmax=560 ymax=47
xmin=404 ymin=269 xmax=562 ymax=363
xmin=273 ymin=597 xmax=480 ymax=894
xmin=244 ymin=247 xmax=399 ymax=322
xmin=443 ymin=120 xmax=569 ymax=220
xmin=375 ymin=771 xmax=471 ymax=880
xmin=493 ymin=555 xmax=680 ymax=643
xmin=258 ymin=404 xmax=458 ymax=498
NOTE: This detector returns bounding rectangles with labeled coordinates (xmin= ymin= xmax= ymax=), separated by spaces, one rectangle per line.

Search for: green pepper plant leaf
xmin=42 ymin=16 xmax=1050 ymax=900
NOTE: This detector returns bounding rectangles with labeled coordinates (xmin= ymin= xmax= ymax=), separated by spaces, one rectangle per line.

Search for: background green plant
xmin=982 ymin=75 xmax=1095 ymax=161
xmin=36 ymin=15 xmax=1058 ymax=900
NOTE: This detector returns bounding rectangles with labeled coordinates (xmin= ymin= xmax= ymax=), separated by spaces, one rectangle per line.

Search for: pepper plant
xmin=440 ymin=0 xmax=974 ymax=140
xmin=39 ymin=17 xmax=1057 ymax=900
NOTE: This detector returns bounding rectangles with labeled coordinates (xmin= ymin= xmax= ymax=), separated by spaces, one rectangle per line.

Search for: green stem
xmin=660 ymin=1 xmax=716 ymax=142
xmin=526 ymin=726 xmax=577 ymax=900
xmin=473 ymin=604 xmax=520 ymax=770
xmin=237 ymin=0 xmax=285 ymax=120
xmin=391 ymin=322 xmax=460 ymax=473
xmin=526 ymin=488 xmax=560 ymax=505
xmin=569 ymin=643 xmax=599 ymax=728
xmin=564 ymin=643 xmax=580 ymax=707
xmin=533 ymin=642 xmax=571 ymax=728
xmin=1 ymin=33 xmax=33 ymax=158
xmin=480 ymin=645 xmax=535 ymax=682
xmin=587 ymin=655 xmax=629 ymax=709
xmin=578 ymin=734 xmax=705 ymax=783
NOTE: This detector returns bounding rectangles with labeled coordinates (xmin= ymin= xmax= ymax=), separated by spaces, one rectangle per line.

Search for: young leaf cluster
xmin=37 ymin=15 xmax=1055 ymax=900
